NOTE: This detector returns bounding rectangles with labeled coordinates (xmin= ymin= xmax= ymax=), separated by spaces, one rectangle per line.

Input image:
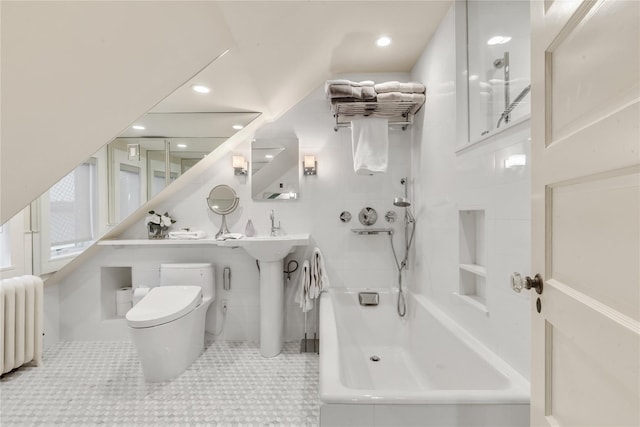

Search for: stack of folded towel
xmin=325 ymin=79 xmax=426 ymax=113
xmin=374 ymin=81 xmax=426 ymax=113
xmin=325 ymin=79 xmax=376 ymax=104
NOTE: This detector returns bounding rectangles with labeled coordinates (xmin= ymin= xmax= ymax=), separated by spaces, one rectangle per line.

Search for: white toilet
xmin=126 ymin=263 xmax=215 ymax=382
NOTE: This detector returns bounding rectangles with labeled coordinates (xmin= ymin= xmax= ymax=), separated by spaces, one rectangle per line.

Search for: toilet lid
xmin=126 ymin=286 xmax=202 ymax=328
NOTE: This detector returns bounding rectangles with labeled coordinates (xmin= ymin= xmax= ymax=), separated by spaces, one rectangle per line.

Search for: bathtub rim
xmin=319 ymin=288 xmax=530 ymax=405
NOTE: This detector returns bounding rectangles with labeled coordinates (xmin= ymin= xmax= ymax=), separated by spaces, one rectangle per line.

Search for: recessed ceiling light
xmin=176 ymin=143 xmax=187 ymax=148
xmin=376 ymin=36 xmax=392 ymax=47
xmin=232 ymin=124 xmax=244 ymax=130
xmin=191 ymin=84 xmax=210 ymax=94
xmin=265 ymin=154 xmax=274 ymax=159
xmin=487 ymin=36 xmax=511 ymax=46
xmin=132 ymin=125 xmax=145 ymax=130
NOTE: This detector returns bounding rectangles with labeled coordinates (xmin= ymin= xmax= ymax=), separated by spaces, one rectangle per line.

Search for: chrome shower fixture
xmin=393 ymin=197 xmax=411 ymax=207
xmin=389 ymin=176 xmax=417 ymax=318
xmin=394 ymin=177 xmax=415 ymax=222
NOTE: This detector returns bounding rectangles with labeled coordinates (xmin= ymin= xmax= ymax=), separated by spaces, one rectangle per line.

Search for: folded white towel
xmin=215 ymin=232 xmax=245 ymax=241
xmin=295 ymin=260 xmax=313 ymax=313
xmin=374 ymin=81 xmax=426 ymax=94
xmin=325 ymin=80 xmax=375 ymax=98
xmin=376 ymin=92 xmax=426 ymax=103
xmin=168 ymin=230 xmax=206 ymax=240
xmin=350 ymin=117 xmax=389 ymax=175
xmin=377 ymin=92 xmax=426 ymax=114
xmin=325 ymin=85 xmax=377 ymax=100
xmin=325 ymin=79 xmax=374 ymax=87
xmin=310 ymin=247 xmax=329 ymax=298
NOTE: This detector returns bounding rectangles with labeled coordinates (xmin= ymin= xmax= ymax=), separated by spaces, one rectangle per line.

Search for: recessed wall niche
xmin=457 ymin=209 xmax=487 ymax=312
xmin=101 ymin=266 xmax=133 ymax=320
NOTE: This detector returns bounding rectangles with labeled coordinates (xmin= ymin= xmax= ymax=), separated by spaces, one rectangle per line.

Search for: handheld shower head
xmin=393 ymin=197 xmax=411 ymax=208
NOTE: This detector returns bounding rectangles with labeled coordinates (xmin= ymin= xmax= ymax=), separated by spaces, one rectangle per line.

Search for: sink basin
xmin=229 ymin=234 xmax=310 ymax=262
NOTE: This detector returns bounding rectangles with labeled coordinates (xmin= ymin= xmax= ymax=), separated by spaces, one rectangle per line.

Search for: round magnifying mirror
xmin=207 ymin=185 xmax=239 ymax=215
xmin=206 ymin=185 xmax=239 ymax=239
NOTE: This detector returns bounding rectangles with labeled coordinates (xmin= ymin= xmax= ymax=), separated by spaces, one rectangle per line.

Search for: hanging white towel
xmin=295 ymin=260 xmax=313 ymax=312
xmin=351 ymin=117 xmax=389 ymax=175
xmin=310 ymin=247 xmax=329 ymax=299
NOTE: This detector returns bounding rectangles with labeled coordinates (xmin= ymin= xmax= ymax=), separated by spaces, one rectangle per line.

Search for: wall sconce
xmin=504 ymin=154 xmax=526 ymax=168
xmin=303 ymin=155 xmax=317 ymax=175
xmin=232 ymin=155 xmax=248 ymax=175
xmin=127 ymin=143 xmax=140 ymax=161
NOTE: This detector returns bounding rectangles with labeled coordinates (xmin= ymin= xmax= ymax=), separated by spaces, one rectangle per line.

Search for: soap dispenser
xmin=244 ymin=219 xmax=256 ymax=237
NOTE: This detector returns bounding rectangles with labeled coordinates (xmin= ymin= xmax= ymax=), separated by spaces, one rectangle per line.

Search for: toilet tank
xmin=160 ymin=263 xmax=215 ymax=302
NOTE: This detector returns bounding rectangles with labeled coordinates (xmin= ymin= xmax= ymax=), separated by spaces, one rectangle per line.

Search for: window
xmin=0 ymin=223 xmax=11 ymax=269
xmin=118 ymin=164 xmax=141 ymax=221
xmin=151 ymin=170 xmax=178 ymax=198
xmin=48 ymin=159 xmax=98 ymax=259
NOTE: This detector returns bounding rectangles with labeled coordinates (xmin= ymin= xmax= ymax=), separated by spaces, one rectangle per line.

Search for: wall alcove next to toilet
xmin=456 ymin=208 xmax=488 ymax=313
xmin=100 ymin=266 xmax=133 ymax=320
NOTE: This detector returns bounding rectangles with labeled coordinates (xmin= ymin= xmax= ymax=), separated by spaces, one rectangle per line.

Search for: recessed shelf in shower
xmin=457 ymin=209 xmax=487 ymax=311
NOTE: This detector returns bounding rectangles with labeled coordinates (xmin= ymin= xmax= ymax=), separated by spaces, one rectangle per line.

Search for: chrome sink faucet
xmin=270 ymin=209 xmax=281 ymax=236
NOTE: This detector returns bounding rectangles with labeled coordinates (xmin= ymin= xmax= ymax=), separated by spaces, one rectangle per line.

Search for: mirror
xmin=462 ymin=0 xmax=530 ymax=144
xmin=26 ymin=80 xmax=259 ymax=275
xmin=251 ymin=137 xmax=299 ymax=200
xmin=207 ymin=185 xmax=239 ymax=215
xmin=5 ymin=45 xmax=269 ymax=276
xmin=207 ymin=185 xmax=239 ymax=238
xmin=106 ymin=134 xmax=233 ymax=223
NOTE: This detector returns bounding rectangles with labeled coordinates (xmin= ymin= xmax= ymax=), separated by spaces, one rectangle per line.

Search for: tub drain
xmin=370 ymin=355 xmax=380 ymax=362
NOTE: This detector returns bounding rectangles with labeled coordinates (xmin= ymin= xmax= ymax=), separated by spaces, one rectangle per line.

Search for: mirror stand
xmin=215 ymin=214 xmax=231 ymax=239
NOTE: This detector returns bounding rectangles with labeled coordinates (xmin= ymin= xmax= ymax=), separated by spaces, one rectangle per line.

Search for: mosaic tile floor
xmin=0 ymin=340 xmax=319 ymax=426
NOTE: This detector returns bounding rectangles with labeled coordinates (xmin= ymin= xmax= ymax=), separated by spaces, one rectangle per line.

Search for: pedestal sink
xmin=224 ymin=234 xmax=310 ymax=357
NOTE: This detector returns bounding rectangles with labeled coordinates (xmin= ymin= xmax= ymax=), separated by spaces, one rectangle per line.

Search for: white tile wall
xmin=410 ymin=6 xmax=531 ymax=379
xmin=56 ymin=72 xmax=414 ymax=344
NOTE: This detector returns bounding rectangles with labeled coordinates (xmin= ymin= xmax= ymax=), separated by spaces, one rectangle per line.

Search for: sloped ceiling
xmin=0 ymin=1 xmax=451 ymax=224
xmin=217 ymin=1 xmax=451 ymax=115
xmin=0 ymin=1 xmax=234 ymax=223
xmin=152 ymin=1 xmax=452 ymax=117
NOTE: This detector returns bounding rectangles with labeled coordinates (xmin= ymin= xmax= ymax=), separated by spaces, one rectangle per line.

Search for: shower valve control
xmin=510 ymin=272 xmax=543 ymax=295
xmin=358 ymin=207 xmax=378 ymax=226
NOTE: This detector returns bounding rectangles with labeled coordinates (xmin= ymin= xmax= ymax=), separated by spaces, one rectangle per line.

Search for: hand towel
xmin=168 ymin=230 xmax=206 ymax=240
xmin=295 ymin=260 xmax=313 ymax=312
xmin=310 ymin=247 xmax=329 ymax=299
xmin=350 ymin=117 xmax=389 ymax=175
xmin=374 ymin=81 xmax=426 ymax=94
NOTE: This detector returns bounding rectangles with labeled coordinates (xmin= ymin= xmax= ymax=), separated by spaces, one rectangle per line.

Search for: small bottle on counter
xmin=244 ymin=219 xmax=256 ymax=237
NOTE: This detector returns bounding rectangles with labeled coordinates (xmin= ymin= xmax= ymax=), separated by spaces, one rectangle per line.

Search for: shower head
xmin=393 ymin=197 xmax=411 ymax=208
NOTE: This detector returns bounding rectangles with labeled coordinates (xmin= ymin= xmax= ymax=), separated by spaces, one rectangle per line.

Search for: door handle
xmin=511 ymin=272 xmax=543 ymax=295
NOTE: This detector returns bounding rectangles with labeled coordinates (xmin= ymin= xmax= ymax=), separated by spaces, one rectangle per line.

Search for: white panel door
xmin=530 ymin=0 xmax=640 ymax=426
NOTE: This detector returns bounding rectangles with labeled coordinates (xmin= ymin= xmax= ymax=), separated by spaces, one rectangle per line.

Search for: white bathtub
xmin=319 ymin=289 xmax=530 ymax=427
